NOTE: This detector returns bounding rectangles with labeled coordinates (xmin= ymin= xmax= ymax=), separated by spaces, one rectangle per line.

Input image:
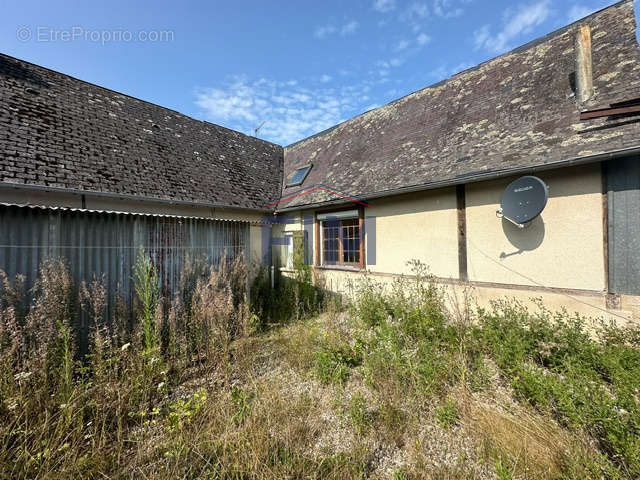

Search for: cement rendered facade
xmin=273 ymin=163 xmax=638 ymax=325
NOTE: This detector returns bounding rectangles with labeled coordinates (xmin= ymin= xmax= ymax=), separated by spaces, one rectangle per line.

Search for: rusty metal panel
xmin=0 ymin=204 xmax=249 ymax=350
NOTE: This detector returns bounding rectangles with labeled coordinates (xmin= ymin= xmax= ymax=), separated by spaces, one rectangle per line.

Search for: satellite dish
xmin=498 ymin=176 xmax=549 ymax=227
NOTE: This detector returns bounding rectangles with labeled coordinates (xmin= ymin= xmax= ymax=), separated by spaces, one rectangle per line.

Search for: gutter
xmin=275 ymin=145 xmax=640 ymax=213
xmin=0 ymin=181 xmax=276 ymax=214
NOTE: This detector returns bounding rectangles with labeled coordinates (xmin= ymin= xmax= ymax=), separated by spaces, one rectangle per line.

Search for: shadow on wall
xmin=500 ymin=216 xmax=545 ymax=259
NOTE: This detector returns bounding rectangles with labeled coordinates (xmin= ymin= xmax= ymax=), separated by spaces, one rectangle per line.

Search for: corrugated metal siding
xmin=0 ymin=204 xmax=249 ymax=349
xmin=607 ymin=156 xmax=640 ymax=295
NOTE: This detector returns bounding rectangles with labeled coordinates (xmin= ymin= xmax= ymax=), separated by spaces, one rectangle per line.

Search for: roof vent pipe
xmin=575 ymin=24 xmax=594 ymax=104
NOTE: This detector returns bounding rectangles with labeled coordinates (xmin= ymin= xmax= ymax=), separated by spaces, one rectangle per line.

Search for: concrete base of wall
xmin=283 ymin=267 xmax=639 ymax=327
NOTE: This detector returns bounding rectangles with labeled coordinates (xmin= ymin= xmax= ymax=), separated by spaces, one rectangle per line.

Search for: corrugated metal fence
xmin=0 ymin=204 xmax=250 ymax=349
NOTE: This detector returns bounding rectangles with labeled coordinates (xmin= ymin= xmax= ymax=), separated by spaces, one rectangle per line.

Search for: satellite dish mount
xmin=496 ymin=176 xmax=549 ymax=228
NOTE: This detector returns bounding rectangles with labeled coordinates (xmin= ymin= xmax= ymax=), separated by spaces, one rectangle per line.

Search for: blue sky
xmin=1 ymin=0 xmax=637 ymax=145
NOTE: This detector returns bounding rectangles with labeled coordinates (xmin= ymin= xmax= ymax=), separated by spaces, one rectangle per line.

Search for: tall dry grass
xmin=1 ymin=254 xmax=638 ymax=479
xmin=0 ymin=251 xmax=262 ymax=479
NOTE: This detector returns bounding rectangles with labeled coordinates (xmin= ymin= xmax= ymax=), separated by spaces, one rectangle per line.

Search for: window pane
xmin=341 ymin=219 xmax=359 ymax=264
xmin=321 ymin=217 xmax=360 ymax=266
xmin=288 ymin=166 xmax=311 ymax=186
xmin=322 ymin=221 xmax=339 ymax=265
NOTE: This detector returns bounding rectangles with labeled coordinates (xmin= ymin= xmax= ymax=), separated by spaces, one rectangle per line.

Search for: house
xmin=273 ymin=0 xmax=640 ymax=322
xmin=2 ymin=0 xmax=640 ymax=322
xmin=0 ymin=50 xmax=283 ymax=310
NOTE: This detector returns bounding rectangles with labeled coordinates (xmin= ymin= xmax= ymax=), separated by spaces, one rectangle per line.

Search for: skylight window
xmin=287 ymin=164 xmax=312 ymax=186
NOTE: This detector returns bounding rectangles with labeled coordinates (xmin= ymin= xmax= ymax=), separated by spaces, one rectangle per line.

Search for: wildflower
xmin=121 ymin=342 xmax=131 ymax=351
xmin=13 ymin=371 xmax=32 ymax=381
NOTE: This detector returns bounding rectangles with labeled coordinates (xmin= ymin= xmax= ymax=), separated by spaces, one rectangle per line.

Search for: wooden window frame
xmin=314 ymin=206 xmax=365 ymax=270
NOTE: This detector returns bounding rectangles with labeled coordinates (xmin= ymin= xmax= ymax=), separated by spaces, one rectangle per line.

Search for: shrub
xmin=167 ymin=389 xmax=208 ymax=431
xmin=476 ymin=301 xmax=640 ymax=477
xmin=133 ymin=248 xmax=160 ymax=354
xmin=495 ymin=459 xmax=514 ymax=480
xmin=348 ymin=392 xmax=371 ymax=435
xmin=314 ymin=343 xmax=360 ymax=385
xmin=435 ymin=399 xmax=459 ymax=429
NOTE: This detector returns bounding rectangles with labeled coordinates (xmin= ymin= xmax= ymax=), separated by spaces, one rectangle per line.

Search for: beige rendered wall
xmin=365 ymin=188 xmax=459 ymax=277
xmin=278 ymin=164 xmax=605 ymax=293
xmin=465 ymin=164 xmax=605 ymax=291
xmin=276 ymin=188 xmax=459 ymax=277
xmin=249 ymin=224 xmax=269 ymax=265
xmin=270 ymin=211 xmax=306 ymax=268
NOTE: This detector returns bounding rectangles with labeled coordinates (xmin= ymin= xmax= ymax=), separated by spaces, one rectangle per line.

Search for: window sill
xmin=314 ymin=264 xmax=365 ymax=273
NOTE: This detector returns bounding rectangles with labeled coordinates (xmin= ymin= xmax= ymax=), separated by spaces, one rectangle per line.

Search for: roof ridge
xmin=0 ymin=51 xmax=282 ymax=148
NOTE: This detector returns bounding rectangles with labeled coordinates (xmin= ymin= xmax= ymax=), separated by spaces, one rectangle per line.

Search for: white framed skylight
xmin=287 ymin=164 xmax=312 ymax=186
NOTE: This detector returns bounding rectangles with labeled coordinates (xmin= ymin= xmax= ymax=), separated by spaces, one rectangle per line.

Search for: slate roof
xmin=0 ymin=54 xmax=283 ymax=211
xmin=2 ymin=1 xmax=640 ymax=215
xmin=280 ymin=0 xmax=640 ymax=210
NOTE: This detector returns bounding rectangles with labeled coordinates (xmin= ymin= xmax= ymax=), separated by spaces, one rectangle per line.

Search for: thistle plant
xmin=133 ymin=247 xmax=160 ymax=354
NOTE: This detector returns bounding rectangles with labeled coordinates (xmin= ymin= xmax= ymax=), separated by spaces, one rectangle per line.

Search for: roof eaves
xmin=275 ymin=145 xmax=640 ymax=212
xmin=0 ymin=202 xmax=272 ymax=224
xmin=0 ymin=181 xmax=276 ymax=214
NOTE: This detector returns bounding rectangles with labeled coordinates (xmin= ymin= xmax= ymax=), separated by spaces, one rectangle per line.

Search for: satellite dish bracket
xmin=496 ymin=208 xmax=526 ymax=229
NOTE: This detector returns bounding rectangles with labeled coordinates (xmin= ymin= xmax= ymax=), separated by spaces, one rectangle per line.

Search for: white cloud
xmin=567 ymin=5 xmax=593 ymax=22
xmin=395 ymin=39 xmax=410 ymax=51
xmin=195 ymin=77 xmax=373 ymax=145
xmin=373 ymin=0 xmax=396 ymax=13
xmin=314 ymin=24 xmax=337 ymax=39
xmin=399 ymin=2 xmax=431 ymax=33
xmin=404 ymin=2 xmax=430 ymax=20
xmin=473 ymin=0 xmax=551 ymax=54
xmin=319 ymin=74 xmax=332 ymax=83
xmin=566 ymin=3 xmax=608 ymax=23
xmin=315 ymin=20 xmax=359 ymax=39
xmin=341 ymin=20 xmax=359 ymax=35
xmin=410 ymin=2 xmax=429 ymax=18
xmin=433 ymin=0 xmax=463 ymax=18
xmin=417 ymin=32 xmax=431 ymax=46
